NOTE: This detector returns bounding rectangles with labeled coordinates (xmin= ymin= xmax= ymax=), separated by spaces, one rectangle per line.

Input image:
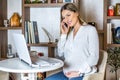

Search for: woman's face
xmin=61 ymin=10 xmax=79 ymax=28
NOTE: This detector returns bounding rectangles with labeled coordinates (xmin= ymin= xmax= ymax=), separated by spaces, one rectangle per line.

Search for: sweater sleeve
xmin=57 ymin=34 xmax=67 ymax=57
xmin=87 ymin=27 xmax=99 ymax=66
xmin=79 ymin=27 xmax=99 ymax=73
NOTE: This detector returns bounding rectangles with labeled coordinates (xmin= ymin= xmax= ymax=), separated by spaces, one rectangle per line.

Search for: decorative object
xmin=10 ymin=12 xmax=21 ymax=27
xmin=115 ymin=27 xmax=120 ymax=44
xmin=88 ymin=22 xmax=96 ymax=26
xmin=58 ymin=0 xmax=63 ymax=3
xmin=30 ymin=0 xmax=47 ymax=3
xmin=116 ymin=3 xmax=120 ymax=16
xmin=108 ymin=5 xmax=114 ymax=16
xmin=7 ymin=44 xmax=14 ymax=58
xmin=63 ymin=0 xmax=73 ymax=3
xmin=107 ymin=47 xmax=120 ymax=80
xmin=4 ymin=19 xmax=9 ymax=27
xmin=37 ymin=52 xmax=44 ymax=56
xmin=51 ymin=0 xmax=57 ymax=3
xmin=42 ymin=27 xmax=53 ymax=43
xmin=37 ymin=72 xmax=44 ymax=80
xmin=73 ymin=0 xmax=78 ymax=3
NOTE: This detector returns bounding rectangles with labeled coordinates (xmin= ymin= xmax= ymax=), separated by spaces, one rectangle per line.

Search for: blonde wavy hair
xmin=60 ymin=3 xmax=87 ymax=38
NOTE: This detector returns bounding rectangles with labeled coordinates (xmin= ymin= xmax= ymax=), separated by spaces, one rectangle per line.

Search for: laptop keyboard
xmin=31 ymin=56 xmax=60 ymax=67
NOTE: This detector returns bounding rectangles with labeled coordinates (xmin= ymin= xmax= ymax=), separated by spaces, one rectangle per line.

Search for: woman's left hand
xmin=65 ymin=71 xmax=80 ymax=78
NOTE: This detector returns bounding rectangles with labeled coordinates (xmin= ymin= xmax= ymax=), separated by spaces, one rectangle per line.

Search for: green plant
xmin=107 ymin=47 xmax=120 ymax=80
xmin=25 ymin=0 xmax=31 ymax=4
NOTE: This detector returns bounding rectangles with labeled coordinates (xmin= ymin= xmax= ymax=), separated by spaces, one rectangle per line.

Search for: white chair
xmin=83 ymin=50 xmax=108 ymax=80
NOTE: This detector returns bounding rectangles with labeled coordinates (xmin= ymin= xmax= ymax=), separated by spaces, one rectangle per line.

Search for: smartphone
xmin=64 ymin=23 xmax=68 ymax=28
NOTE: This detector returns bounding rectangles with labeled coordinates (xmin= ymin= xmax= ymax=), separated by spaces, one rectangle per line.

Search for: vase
xmin=10 ymin=12 xmax=21 ymax=27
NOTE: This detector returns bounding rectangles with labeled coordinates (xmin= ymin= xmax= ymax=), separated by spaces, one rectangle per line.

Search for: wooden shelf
xmin=107 ymin=44 xmax=120 ymax=47
xmin=27 ymin=42 xmax=57 ymax=47
xmin=23 ymin=3 xmax=77 ymax=7
xmin=97 ymin=30 xmax=104 ymax=34
xmin=24 ymin=3 xmax=65 ymax=7
xmin=107 ymin=16 xmax=120 ymax=19
xmin=0 ymin=27 xmax=23 ymax=30
xmin=27 ymin=42 xmax=57 ymax=57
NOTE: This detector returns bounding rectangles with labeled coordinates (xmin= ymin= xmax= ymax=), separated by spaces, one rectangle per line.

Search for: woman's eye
xmin=67 ymin=14 xmax=70 ymax=17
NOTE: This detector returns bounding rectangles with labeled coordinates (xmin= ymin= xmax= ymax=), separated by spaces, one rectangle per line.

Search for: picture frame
xmin=116 ymin=3 xmax=120 ymax=16
xmin=63 ymin=0 xmax=73 ymax=3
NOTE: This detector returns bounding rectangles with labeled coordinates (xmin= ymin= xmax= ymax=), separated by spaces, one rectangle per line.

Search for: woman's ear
xmin=76 ymin=12 xmax=79 ymax=17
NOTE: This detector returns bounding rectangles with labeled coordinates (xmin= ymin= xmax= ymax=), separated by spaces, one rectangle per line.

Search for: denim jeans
xmin=45 ymin=71 xmax=83 ymax=80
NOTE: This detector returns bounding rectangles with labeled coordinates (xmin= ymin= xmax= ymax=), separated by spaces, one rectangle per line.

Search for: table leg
xmin=20 ymin=73 xmax=37 ymax=80
xmin=20 ymin=73 xmax=45 ymax=80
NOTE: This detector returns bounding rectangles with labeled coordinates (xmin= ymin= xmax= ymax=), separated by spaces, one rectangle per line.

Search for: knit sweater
xmin=57 ymin=25 xmax=99 ymax=75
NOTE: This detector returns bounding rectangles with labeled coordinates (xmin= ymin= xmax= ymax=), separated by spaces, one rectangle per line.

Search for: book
xmin=29 ymin=21 xmax=35 ymax=43
xmin=24 ymin=21 xmax=29 ymax=43
xmin=28 ymin=21 xmax=32 ymax=44
xmin=111 ymin=27 xmax=116 ymax=44
xmin=107 ymin=23 xmax=112 ymax=44
xmin=33 ymin=21 xmax=39 ymax=43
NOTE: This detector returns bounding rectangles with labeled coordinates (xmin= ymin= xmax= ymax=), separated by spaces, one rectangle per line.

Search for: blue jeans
xmin=45 ymin=71 xmax=83 ymax=80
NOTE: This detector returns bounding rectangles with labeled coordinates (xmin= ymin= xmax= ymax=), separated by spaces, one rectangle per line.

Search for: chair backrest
xmin=97 ymin=50 xmax=108 ymax=73
xmin=83 ymin=50 xmax=108 ymax=80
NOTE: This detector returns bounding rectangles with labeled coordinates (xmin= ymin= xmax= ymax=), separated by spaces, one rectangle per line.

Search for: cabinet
xmin=104 ymin=0 xmax=120 ymax=49
xmin=22 ymin=0 xmax=80 ymax=57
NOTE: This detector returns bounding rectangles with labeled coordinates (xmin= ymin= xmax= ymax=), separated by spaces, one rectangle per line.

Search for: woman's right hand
xmin=65 ymin=71 xmax=80 ymax=78
xmin=60 ymin=22 xmax=69 ymax=34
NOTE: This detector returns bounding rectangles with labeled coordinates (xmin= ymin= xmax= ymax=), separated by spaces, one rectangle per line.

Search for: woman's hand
xmin=60 ymin=22 xmax=69 ymax=34
xmin=65 ymin=71 xmax=80 ymax=78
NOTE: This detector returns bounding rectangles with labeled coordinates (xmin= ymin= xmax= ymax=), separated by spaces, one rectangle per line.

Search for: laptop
xmin=13 ymin=33 xmax=56 ymax=68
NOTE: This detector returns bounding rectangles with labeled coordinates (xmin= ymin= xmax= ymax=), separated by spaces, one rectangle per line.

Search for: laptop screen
xmin=13 ymin=33 xmax=32 ymax=66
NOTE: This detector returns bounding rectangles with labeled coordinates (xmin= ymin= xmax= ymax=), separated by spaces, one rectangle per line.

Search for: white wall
xmin=80 ymin=0 xmax=103 ymax=30
xmin=30 ymin=7 xmax=60 ymax=56
xmin=7 ymin=0 xmax=120 ymax=56
xmin=80 ymin=0 xmax=120 ymax=29
xmin=7 ymin=0 xmax=22 ymax=54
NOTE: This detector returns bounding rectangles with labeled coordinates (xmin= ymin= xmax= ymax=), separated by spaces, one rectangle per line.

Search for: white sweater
xmin=57 ymin=25 xmax=99 ymax=75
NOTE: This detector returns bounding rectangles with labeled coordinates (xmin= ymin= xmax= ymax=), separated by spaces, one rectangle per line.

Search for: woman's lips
xmin=67 ymin=21 xmax=72 ymax=26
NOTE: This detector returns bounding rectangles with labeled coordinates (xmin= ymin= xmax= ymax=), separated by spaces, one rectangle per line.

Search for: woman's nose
xmin=63 ymin=18 xmax=68 ymax=23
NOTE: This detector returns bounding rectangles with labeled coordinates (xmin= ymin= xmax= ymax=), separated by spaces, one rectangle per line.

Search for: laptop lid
xmin=13 ymin=33 xmax=32 ymax=66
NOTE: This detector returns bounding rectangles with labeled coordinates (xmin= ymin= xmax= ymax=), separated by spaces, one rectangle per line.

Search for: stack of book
xmin=24 ymin=21 xmax=39 ymax=44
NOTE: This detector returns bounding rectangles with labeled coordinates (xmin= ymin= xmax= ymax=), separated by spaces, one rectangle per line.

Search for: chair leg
xmin=0 ymin=71 xmax=9 ymax=80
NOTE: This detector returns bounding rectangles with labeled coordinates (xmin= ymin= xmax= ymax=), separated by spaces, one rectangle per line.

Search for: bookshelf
xmin=22 ymin=0 xmax=79 ymax=57
xmin=104 ymin=0 xmax=120 ymax=49
xmin=0 ymin=0 xmax=23 ymax=58
xmin=0 ymin=0 xmax=7 ymax=58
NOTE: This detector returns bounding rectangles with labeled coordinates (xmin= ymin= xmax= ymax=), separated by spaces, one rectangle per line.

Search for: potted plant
xmin=107 ymin=47 xmax=120 ymax=80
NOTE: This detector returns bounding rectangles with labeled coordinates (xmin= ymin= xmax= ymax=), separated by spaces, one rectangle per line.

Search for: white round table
xmin=0 ymin=57 xmax=64 ymax=80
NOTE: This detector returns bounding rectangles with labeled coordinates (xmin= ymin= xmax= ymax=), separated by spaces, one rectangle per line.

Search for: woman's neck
xmin=73 ymin=21 xmax=81 ymax=37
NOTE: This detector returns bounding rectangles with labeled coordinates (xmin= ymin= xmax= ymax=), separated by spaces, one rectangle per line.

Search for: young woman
xmin=45 ymin=3 xmax=99 ymax=80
